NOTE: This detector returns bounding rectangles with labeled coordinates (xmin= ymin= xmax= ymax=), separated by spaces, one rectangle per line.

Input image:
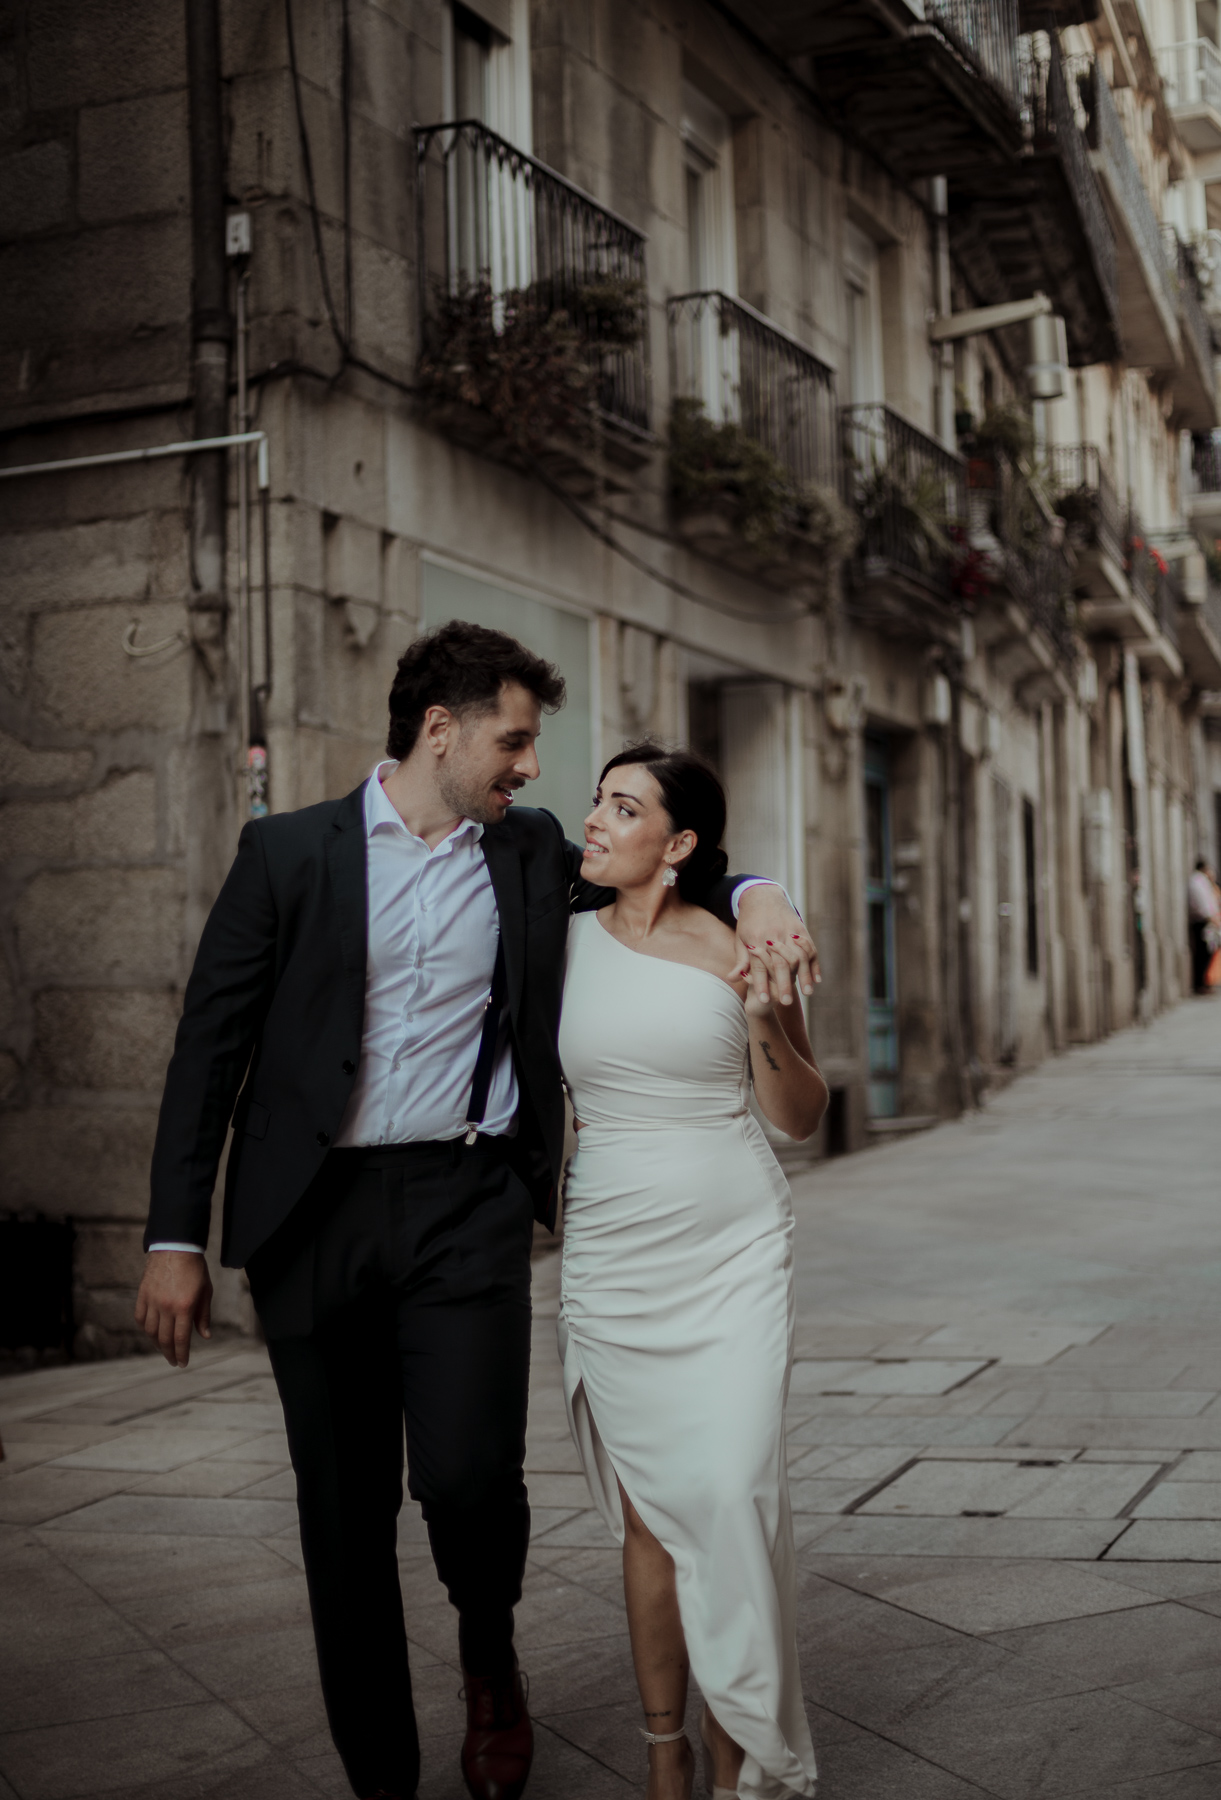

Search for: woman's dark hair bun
xmin=598 ymin=741 xmax=729 ymax=900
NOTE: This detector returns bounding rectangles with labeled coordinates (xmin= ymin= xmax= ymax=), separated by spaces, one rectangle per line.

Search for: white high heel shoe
xmin=640 ymin=1724 xmax=694 ymax=1800
xmin=699 ymin=1709 xmax=739 ymax=1800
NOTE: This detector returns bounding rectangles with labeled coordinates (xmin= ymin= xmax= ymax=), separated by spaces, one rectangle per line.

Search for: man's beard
xmin=436 ymin=757 xmax=514 ymax=824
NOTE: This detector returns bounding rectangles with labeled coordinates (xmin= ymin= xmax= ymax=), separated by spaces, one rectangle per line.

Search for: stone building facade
xmin=2 ymin=0 xmax=1220 ymax=1351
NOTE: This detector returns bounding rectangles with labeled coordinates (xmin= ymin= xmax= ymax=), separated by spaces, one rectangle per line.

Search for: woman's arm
xmin=746 ymin=988 xmax=829 ymax=1142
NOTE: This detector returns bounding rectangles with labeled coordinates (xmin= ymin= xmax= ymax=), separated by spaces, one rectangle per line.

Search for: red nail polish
xmin=766 ymin=940 xmax=774 ymax=945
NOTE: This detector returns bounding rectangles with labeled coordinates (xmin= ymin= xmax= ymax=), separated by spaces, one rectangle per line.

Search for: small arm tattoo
xmin=758 ymin=1038 xmax=780 ymax=1072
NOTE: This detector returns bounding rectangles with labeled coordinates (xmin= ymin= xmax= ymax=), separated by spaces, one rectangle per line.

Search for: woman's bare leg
xmin=701 ymin=1703 xmax=746 ymax=1794
xmin=619 ymin=1480 xmax=696 ymax=1799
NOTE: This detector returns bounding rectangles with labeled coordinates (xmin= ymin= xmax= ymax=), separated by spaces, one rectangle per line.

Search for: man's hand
xmin=134 ymin=1251 xmax=213 ymax=1368
xmin=732 ymin=887 xmax=821 ymax=1008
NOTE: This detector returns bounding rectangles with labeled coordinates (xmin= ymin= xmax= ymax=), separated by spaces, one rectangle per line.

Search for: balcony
xmin=414 ymin=121 xmax=650 ymax=494
xmin=1157 ymin=38 xmax=1221 ymax=154
xmin=1078 ymin=58 xmax=1180 ymax=370
xmin=809 ymin=0 xmax=1025 ymax=182
xmin=1189 ymin=431 xmax=1221 ymax=542
xmin=951 ymin=32 xmax=1118 ymax=366
xmin=1048 ymin=442 xmax=1124 ymax=579
xmin=1164 ymin=229 xmax=1219 ymax=430
xmin=1132 ymin=550 xmax=1184 ymax=680
xmin=840 ymin=403 xmax=966 ymax=640
xmin=666 ymin=291 xmax=842 ymax=591
xmin=1048 ymin=445 xmax=1177 ymax=667
xmin=1179 ymin=552 xmax=1221 ymax=687
xmin=965 ymin=450 xmax=1078 ymax=676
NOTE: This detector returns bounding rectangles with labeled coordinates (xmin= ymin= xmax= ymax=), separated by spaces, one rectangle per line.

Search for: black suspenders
xmin=463 ymin=937 xmax=508 ymax=1145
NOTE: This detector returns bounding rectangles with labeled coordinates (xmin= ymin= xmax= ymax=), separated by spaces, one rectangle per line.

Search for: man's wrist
xmin=732 ymin=878 xmax=798 ymax=919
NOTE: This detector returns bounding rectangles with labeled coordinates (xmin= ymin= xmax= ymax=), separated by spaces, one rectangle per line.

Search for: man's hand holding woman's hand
xmin=134 ymin=1251 xmax=213 ymax=1368
xmin=732 ymin=888 xmax=820 ymax=1008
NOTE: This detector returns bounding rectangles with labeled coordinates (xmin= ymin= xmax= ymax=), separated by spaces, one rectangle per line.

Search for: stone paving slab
xmin=2 ymin=999 xmax=1221 ymax=1797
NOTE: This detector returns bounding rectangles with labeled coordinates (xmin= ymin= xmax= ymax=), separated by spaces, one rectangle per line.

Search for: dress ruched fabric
xmin=556 ymin=911 xmax=817 ymax=1800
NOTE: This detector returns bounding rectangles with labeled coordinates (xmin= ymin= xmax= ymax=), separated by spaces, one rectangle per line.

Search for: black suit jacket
xmin=146 ymin=785 xmax=745 ymax=1268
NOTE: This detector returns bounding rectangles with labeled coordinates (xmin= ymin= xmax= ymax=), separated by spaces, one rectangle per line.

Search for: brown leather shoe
xmin=460 ymin=1664 xmax=533 ymax=1800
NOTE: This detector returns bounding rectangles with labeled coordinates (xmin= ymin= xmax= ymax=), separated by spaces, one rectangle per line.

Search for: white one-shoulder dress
xmin=556 ymin=910 xmax=817 ymax=1800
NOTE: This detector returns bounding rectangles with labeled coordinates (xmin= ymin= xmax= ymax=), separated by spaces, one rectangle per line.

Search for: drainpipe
xmin=930 ymin=176 xmax=955 ymax=452
xmin=186 ymin=0 xmax=231 ymax=664
xmin=184 ymin=0 xmax=235 ymax=946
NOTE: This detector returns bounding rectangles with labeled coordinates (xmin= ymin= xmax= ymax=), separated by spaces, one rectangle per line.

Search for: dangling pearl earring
xmin=662 ymin=863 xmax=677 ymax=888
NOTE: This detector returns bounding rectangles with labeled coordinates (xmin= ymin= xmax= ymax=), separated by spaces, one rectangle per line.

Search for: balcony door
xmin=844 ymin=221 xmax=884 ymax=476
xmin=680 ymin=83 xmax=739 ymax=422
xmin=443 ymin=2 xmax=533 ymax=299
xmin=864 ymin=736 xmax=899 ymax=1118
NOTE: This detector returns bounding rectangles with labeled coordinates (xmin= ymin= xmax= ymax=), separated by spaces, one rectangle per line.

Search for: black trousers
xmin=1190 ymin=918 xmax=1212 ymax=993
xmin=249 ymin=1140 xmax=535 ymax=1800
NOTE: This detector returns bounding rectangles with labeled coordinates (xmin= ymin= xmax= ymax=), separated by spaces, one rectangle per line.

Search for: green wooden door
xmin=864 ymin=737 xmax=898 ymax=1118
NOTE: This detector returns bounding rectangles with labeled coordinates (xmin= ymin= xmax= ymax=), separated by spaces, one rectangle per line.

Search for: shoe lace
xmin=458 ymin=1671 xmax=530 ymax=1731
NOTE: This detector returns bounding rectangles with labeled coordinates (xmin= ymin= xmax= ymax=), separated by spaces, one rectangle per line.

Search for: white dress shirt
xmin=333 ymin=763 xmax=516 ymax=1145
xmin=1189 ymin=869 xmax=1219 ymax=923
xmin=151 ymin=763 xmax=780 ymax=1248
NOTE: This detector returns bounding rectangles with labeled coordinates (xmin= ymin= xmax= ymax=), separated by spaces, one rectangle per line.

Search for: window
xmin=1023 ymin=795 xmax=1039 ymax=977
xmin=442 ymin=3 xmax=534 ymax=300
xmin=445 ymin=1 xmax=530 ymax=144
xmin=420 ymin=561 xmax=591 ymax=839
xmin=680 ymin=83 xmax=739 ymax=420
xmin=844 ymin=222 xmax=882 ymax=407
xmin=452 ymin=4 xmax=492 ymax=122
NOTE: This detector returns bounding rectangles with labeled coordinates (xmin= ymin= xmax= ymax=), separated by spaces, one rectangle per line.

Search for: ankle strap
xmin=640 ymin=1726 xmax=688 ymax=1745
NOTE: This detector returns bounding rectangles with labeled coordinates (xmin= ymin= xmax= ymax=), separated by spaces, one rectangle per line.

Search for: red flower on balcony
xmin=949 ymin=524 xmax=990 ymax=609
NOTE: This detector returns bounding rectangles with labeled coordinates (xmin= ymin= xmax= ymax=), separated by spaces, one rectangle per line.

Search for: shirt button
xmin=316 ymin=1131 xmax=330 ymax=1147
xmin=342 ymin=1060 xmax=355 ymax=1076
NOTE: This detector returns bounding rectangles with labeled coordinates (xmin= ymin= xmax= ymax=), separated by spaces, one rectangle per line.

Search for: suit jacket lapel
xmin=324 ymin=784 xmax=369 ymax=1038
xmin=481 ymin=824 xmax=525 ymax=1021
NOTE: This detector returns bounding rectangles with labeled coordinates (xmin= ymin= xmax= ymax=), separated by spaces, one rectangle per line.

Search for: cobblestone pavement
xmin=3 ymin=999 xmax=1221 ymax=1800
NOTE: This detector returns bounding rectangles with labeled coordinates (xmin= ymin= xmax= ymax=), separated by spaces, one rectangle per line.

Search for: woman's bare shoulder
xmin=675 ymin=907 xmax=743 ymax=984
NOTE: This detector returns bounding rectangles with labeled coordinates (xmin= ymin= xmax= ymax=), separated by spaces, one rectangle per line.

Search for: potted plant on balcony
xmin=418 ymin=277 xmax=598 ymax=457
xmin=667 ymin=396 xmax=858 ymax=587
xmin=417 ymin=272 xmax=647 ymax=478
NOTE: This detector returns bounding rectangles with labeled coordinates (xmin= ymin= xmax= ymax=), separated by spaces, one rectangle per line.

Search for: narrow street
xmin=2 ymin=998 xmax=1220 ymax=1800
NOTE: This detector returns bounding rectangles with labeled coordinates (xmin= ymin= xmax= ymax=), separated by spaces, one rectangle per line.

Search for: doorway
xmin=864 ymin=736 xmax=898 ymax=1118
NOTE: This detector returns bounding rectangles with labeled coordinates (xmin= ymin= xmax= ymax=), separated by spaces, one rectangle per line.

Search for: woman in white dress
xmin=557 ymin=744 xmax=828 ymax=1800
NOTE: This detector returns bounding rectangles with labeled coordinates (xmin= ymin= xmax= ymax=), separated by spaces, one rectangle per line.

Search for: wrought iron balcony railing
xmin=841 ymin=404 xmax=966 ymax=586
xmin=414 ymin=121 xmax=650 ymax=437
xmin=1018 ymin=34 xmax=1119 ymax=329
xmin=1124 ymin=509 xmax=1178 ymax=645
xmin=924 ymin=0 xmax=1021 ymax=100
xmin=968 ymin=448 xmax=1077 ymax=662
xmin=1164 ymin=227 xmax=1216 ymax=380
xmin=1153 ymin=560 xmax=1182 ymax=650
xmin=1072 ymin=55 xmax=1179 ymax=356
xmin=1192 ymin=431 xmax=1221 ymax=495
xmin=666 ymin=291 xmax=839 ymax=492
xmin=1203 ymin=577 xmax=1221 ymax=650
xmin=1047 ymin=442 xmax=1123 ymax=567
xmin=1157 ymin=38 xmax=1221 ymax=117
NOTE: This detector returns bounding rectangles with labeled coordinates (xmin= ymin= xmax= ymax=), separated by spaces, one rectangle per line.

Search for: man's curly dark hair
xmin=386 ymin=619 xmax=566 ymax=760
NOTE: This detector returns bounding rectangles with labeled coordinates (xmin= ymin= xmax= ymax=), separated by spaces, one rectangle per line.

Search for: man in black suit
xmin=136 ymin=620 xmax=816 ymax=1800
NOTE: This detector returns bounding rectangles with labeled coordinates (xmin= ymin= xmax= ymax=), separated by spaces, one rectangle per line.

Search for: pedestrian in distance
xmin=558 ymin=746 xmax=826 ymax=1800
xmin=133 ymin=619 xmax=816 ymax=1800
xmin=1187 ymin=856 xmax=1221 ymax=994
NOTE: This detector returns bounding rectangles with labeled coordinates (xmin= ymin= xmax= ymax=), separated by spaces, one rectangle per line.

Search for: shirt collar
xmin=363 ymin=761 xmax=485 ymax=851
